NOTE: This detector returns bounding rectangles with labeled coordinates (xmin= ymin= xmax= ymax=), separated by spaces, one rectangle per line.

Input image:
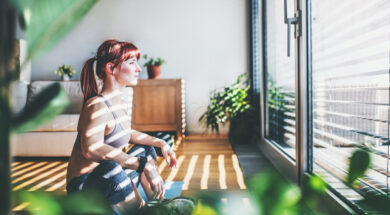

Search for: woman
xmin=66 ymin=39 xmax=177 ymax=212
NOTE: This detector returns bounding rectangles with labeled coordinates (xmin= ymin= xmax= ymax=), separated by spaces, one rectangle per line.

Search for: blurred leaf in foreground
xmin=18 ymin=191 xmax=62 ymax=215
xmin=300 ymin=175 xmax=327 ymax=214
xmin=248 ymin=170 xmax=301 ymax=215
xmin=59 ymin=190 xmax=112 ymax=215
xmin=14 ymin=190 xmax=112 ymax=215
xmin=11 ymin=0 xmax=98 ymax=61
xmin=347 ymin=149 xmax=371 ymax=185
xmin=192 ymin=200 xmax=218 ymax=215
xmin=12 ymin=83 xmax=69 ymax=133
xmin=193 ymin=192 xmax=222 ymax=215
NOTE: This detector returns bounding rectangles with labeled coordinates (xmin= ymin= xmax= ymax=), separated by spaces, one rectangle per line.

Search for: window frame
xmin=253 ymin=0 xmax=364 ymax=213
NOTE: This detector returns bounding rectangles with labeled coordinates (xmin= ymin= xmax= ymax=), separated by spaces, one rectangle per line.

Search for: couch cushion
xmin=31 ymin=114 xmax=79 ymax=132
xmin=11 ymin=132 xmax=77 ymax=157
xmin=28 ymin=81 xmax=83 ymax=114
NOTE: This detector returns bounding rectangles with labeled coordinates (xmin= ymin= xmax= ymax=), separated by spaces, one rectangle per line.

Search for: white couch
xmin=10 ymin=80 xmax=133 ymax=157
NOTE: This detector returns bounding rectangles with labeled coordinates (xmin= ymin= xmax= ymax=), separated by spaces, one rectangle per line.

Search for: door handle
xmin=284 ymin=0 xmax=301 ymax=57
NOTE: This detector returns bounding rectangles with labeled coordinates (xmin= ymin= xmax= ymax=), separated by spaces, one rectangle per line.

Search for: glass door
xmin=261 ymin=0 xmax=304 ymax=180
xmin=264 ymin=0 xmax=297 ymax=159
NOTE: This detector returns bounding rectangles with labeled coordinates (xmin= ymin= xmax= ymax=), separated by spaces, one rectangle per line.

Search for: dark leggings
xmin=66 ymin=144 xmax=157 ymax=204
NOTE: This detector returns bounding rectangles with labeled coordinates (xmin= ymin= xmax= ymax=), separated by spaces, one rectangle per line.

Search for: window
xmin=310 ymin=0 xmax=390 ymax=208
xmin=258 ymin=0 xmax=390 ymax=212
xmin=264 ymin=0 xmax=297 ymax=160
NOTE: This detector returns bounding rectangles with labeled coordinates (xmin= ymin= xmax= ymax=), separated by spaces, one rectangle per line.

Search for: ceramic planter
xmin=147 ymin=65 xmax=161 ymax=79
xmin=61 ymin=75 xmax=70 ymax=81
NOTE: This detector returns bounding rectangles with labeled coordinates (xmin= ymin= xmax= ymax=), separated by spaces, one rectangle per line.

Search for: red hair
xmin=80 ymin=39 xmax=140 ymax=103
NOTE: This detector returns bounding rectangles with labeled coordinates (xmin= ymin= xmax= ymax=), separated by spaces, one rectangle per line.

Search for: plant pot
xmin=147 ymin=65 xmax=161 ymax=79
xmin=228 ymin=110 xmax=258 ymax=145
xmin=61 ymin=75 xmax=70 ymax=81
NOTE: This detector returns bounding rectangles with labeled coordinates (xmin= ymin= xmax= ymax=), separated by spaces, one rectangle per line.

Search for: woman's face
xmin=115 ymin=57 xmax=141 ymax=86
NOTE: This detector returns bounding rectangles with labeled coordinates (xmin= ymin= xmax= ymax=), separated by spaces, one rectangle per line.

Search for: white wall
xmin=31 ymin=0 xmax=249 ymax=134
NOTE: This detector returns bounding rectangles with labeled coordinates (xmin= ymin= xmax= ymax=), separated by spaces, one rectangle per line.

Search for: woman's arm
xmin=129 ymin=130 xmax=165 ymax=148
xmin=130 ymin=130 xmax=177 ymax=168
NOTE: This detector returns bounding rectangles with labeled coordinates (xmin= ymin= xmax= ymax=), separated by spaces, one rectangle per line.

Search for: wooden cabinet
xmin=131 ymin=79 xmax=185 ymax=137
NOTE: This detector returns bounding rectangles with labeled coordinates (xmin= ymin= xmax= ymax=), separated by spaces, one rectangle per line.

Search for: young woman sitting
xmin=66 ymin=39 xmax=178 ymax=213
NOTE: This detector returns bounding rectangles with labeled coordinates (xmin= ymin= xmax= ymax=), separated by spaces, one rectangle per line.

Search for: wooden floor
xmin=11 ymin=135 xmax=248 ymax=210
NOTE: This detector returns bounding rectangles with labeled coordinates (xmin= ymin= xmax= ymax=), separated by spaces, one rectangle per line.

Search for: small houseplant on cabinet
xmin=199 ymin=73 xmax=256 ymax=144
xmin=143 ymin=54 xmax=166 ymax=79
xmin=54 ymin=64 xmax=76 ymax=81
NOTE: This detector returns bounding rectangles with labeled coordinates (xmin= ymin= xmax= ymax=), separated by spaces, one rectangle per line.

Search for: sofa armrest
xmin=10 ymin=80 xmax=28 ymax=114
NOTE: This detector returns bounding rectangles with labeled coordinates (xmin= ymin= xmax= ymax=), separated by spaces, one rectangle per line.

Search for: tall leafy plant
xmin=199 ymin=73 xmax=252 ymax=133
xmin=0 ymin=0 xmax=98 ymax=214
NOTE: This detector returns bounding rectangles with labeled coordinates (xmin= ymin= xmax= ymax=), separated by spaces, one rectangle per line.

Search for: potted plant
xmin=54 ymin=64 xmax=76 ymax=81
xmin=199 ymin=73 xmax=256 ymax=143
xmin=143 ymin=54 xmax=166 ymax=79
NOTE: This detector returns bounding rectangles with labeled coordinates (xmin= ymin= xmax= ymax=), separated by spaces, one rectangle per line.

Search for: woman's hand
xmin=160 ymin=141 xmax=177 ymax=168
xmin=143 ymin=160 xmax=165 ymax=200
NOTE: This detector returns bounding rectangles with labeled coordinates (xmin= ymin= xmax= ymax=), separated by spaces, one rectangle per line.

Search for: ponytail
xmin=80 ymin=58 xmax=98 ymax=104
xmin=80 ymin=39 xmax=140 ymax=104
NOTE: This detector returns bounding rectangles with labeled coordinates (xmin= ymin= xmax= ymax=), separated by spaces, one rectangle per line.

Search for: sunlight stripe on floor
xmin=45 ymin=179 xmax=66 ymax=191
xmin=165 ymin=155 xmax=185 ymax=182
xmin=13 ymin=162 xmax=68 ymax=191
xmin=201 ymin=155 xmax=211 ymax=190
xmin=182 ymin=155 xmax=198 ymax=190
xmin=12 ymin=162 xmax=21 ymax=167
xmin=29 ymin=170 xmax=67 ymax=191
xmin=173 ymin=137 xmax=182 ymax=151
xmin=218 ymin=155 xmax=227 ymax=189
xmin=232 ymin=154 xmax=247 ymax=189
xmin=12 ymin=202 xmax=30 ymax=211
xmin=11 ymin=162 xmax=48 ymax=178
xmin=12 ymin=162 xmax=62 ymax=184
xmin=158 ymin=159 xmax=167 ymax=174
xmin=12 ymin=162 xmax=35 ymax=172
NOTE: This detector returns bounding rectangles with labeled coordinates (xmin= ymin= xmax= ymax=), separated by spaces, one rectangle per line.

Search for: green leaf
xmin=60 ymin=190 xmax=112 ymax=214
xmin=308 ymin=175 xmax=326 ymax=194
xmin=12 ymin=0 xmax=98 ymax=61
xmin=193 ymin=201 xmax=218 ymax=215
xmin=19 ymin=191 xmax=63 ymax=215
xmin=14 ymin=190 xmax=112 ymax=215
xmin=12 ymin=83 xmax=69 ymax=133
xmin=248 ymin=171 xmax=301 ymax=215
xmin=347 ymin=149 xmax=371 ymax=185
xmin=278 ymin=185 xmax=301 ymax=208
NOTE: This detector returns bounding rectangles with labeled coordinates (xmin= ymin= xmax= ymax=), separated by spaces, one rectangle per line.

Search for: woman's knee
xmin=128 ymin=145 xmax=157 ymax=161
xmin=107 ymin=172 xmax=134 ymax=204
xmin=84 ymin=161 xmax=134 ymax=204
xmin=94 ymin=160 xmax=122 ymax=178
xmin=145 ymin=146 xmax=157 ymax=161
